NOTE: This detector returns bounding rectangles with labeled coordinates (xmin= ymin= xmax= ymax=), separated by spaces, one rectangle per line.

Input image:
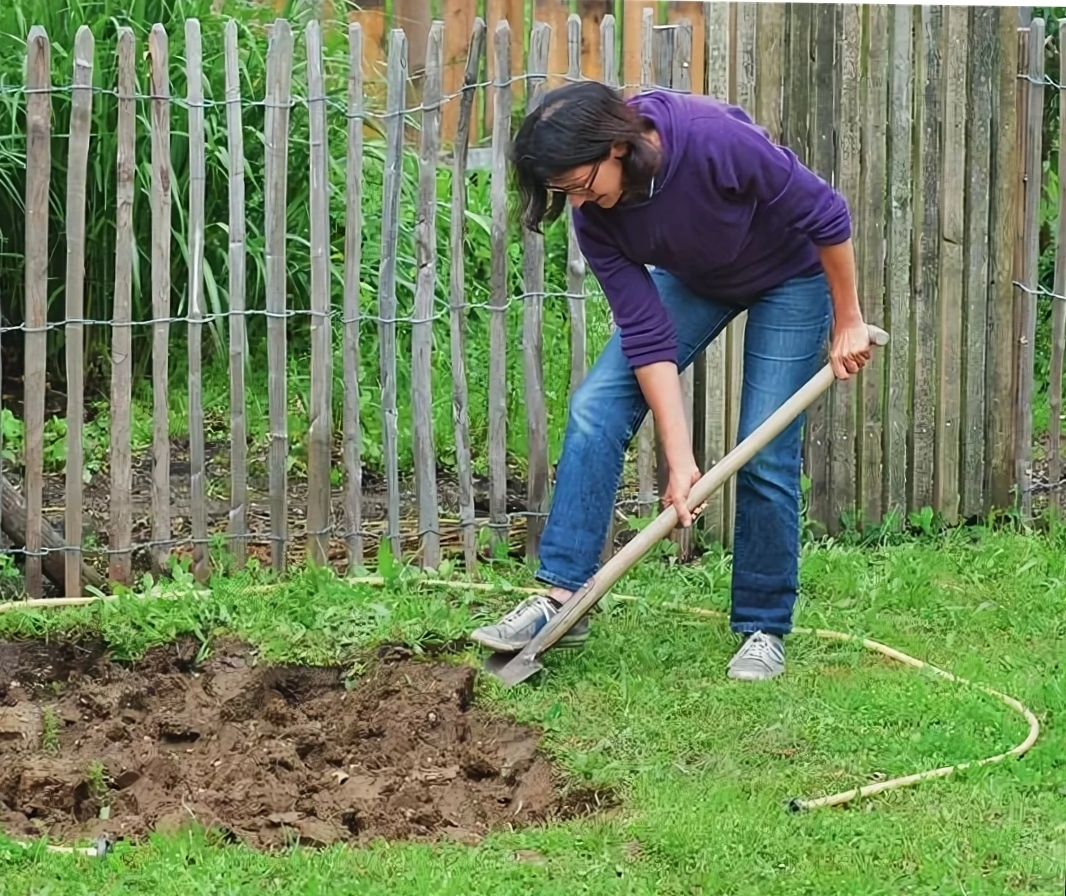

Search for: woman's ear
xmin=610 ymin=141 xmax=628 ymax=160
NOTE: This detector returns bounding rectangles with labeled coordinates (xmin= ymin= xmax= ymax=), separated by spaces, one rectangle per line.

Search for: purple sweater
xmin=572 ymin=89 xmax=852 ymax=368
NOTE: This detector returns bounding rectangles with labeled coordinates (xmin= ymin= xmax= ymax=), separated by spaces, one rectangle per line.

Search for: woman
xmin=469 ymin=81 xmax=871 ymax=681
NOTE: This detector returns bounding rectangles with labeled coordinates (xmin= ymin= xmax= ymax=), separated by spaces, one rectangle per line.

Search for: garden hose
xmin=0 ymin=576 xmax=1040 ymax=856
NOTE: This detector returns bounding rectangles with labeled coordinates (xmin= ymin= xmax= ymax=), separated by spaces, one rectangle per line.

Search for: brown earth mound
xmin=0 ymin=639 xmax=610 ymax=851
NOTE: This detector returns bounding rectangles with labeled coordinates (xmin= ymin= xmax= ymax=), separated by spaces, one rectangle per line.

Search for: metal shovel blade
xmin=482 ymin=649 xmax=543 ymax=686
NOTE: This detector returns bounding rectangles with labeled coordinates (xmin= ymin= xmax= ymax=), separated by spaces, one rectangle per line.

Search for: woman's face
xmin=546 ymin=143 xmax=628 ymax=210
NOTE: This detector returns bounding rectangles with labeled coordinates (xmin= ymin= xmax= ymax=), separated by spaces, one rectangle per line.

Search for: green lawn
xmin=0 ymin=522 xmax=1063 ymax=894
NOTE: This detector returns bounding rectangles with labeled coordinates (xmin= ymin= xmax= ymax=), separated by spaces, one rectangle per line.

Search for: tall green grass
xmin=0 ymin=0 xmax=612 ymax=474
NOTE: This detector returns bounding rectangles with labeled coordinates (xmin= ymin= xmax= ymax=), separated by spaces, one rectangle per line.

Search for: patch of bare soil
xmin=0 ymin=639 xmax=611 ymax=851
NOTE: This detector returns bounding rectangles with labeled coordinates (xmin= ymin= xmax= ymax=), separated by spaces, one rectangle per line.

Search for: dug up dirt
xmin=0 ymin=639 xmax=609 ymax=851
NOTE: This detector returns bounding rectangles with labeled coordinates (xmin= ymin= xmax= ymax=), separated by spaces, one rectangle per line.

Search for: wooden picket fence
xmin=2 ymin=4 xmax=1058 ymax=601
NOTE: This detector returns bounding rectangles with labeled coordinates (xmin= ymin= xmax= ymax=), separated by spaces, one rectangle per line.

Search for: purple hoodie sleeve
xmin=701 ymin=112 xmax=852 ymax=245
xmin=572 ymin=215 xmax=678 ymax=369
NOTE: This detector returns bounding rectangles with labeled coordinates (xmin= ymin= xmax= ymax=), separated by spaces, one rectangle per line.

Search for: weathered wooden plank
xmin=223 ymin=20 xmax=248 ymax=569
xmin=349 ymin=0 xmax=385 ymax=87
xmin=413 ymin=21 xmax=443 ymax=569
xmin=934 ymin=7 xmax=967 ymax=525
xmin=522 ymin=21 xmax=550 ymax=559
xmin=110 ymin=27 xmax=136 ymax=585
xmin=599 ymin=11 xmax=619 ymax=565
xmin=393 ymin=0 xmax=430 ymax=77
xmin=909 ymin=6 xmax=941 ymax=516
xmin=960 ymin=8 xmax=994 ymax=519
xmin=485 ymin=0 xmax=525 ymax=138
xmin=1016 ymin=20 xmax=1045 ymax=519
xmin=306 ymin=19 xmax=334 ymax=569
xmin=986 ymin=10 xmax=1020 ymax=509
xmin=622 ymin=2 xmax=653 ymax=96
xmin=720 ymin=5 xmax=757 ymax=548
xmin=449 ymin=18 xmax=486 ymax=573
xmin=23 ymin=27 xmax=50 ymax=598
xmin=535 ymin=0 xmax=569 ymax=90
xmin=63 ymin=26 xmax=93 ymax=596
xmin=186 ymin=19 xmax=209 ymax=585
xmin=636 ymin=7 xmax=656 ymax=517
xmin=442 ymin=0 xmax=477 ymax=143
xmin=489 ymin=20 xmax=512 ymax=547
xmin=783 ymin=3 xmax=811 ymax=159
xmin=343 ymin=24 xmax=365 ymax=571
xmin=859 ymin=5 xmax=888 ymax=526
xmin=264 ymin=19 xmax=293 ymax=571
xmin=148 ymin=24 xmax=172 ymax=576
xmin=378 ymin=28 xmax=406 ymax=561
xmin=653 ymin=19 xmax=674 ymax=87
xmin=884 ymin=5 xmax=914 ymax=522
xmin=804 ymin=3 xmax=835 ymax=534
xmin=602 ymin=11 xmax=618 ymax=87
xmin=1050 ymin=25 xmax=1066 ymax=515
xmin=666 ymin=2 xmax=705 ymax=94
xmin=647 ymin=21 xmax=698 ymax=557
xmin=830 ymin=3 xmax=861 ymax=534
xmin=566 ymin=14 xmax=587 ymax=397
xmin=731 ymin=2 xmax=757 ymax=112
xmin=693 ymin=2 xmax=730 ymax=543
xmin=754 ymin=3 xmax=786 ymax=142
xmin=578 ymin=1 xmax=614 ymax=83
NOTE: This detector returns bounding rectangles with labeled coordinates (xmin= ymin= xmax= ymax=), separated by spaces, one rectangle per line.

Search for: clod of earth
xmin=0 ymin=639 xmax=611 ymax=851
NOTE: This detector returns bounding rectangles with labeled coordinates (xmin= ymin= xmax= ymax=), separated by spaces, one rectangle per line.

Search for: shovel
xmin=483 ymin=323 xmax=890 ymax=688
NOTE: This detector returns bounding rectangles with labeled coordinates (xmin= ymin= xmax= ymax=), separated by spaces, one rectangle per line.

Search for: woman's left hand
xmin=829 ymin=317 xmax=872 ymax=380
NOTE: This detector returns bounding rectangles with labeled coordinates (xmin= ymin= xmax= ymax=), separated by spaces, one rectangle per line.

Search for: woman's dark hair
xmin=510 ymin=80 xmax=661 ymax=232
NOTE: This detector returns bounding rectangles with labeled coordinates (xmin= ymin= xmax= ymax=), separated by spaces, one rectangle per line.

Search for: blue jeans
xmin=535 ymin=268 xmax=832 ymax=636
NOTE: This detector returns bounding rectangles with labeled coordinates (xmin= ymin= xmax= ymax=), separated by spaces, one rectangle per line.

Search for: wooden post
xmin=909 ymin=6 xmax=942 ymax=517
xmin=264 ymin=19 xmax=293 ymax=571
xmin=1049 ymin=22 xmax=1066 ymax=514
xmin=413 ymin=21 xmax=443 ymax=569
xmin=523 ymin=21 xmax=550 ymax=559
xmin=449 ymin=19 xmax=486 ymax=573
xmin=566 ymin=13 xmax=587 ymax=397
xmin=534 ymin=0 xmax=569 ymax=90
xmin=599 ymin=12 xmax=619 ymax=567
xmin=442 ymin=0 xmax=478 ymax=144
xmin=148 ymin=24 xmax=172 ymax=576
xmin=343 ymin=24 xmax=366 ymax=571
xmin=884 ymin=5 xmax=914 ymax=522
xmin=934 ymin=7 xmax=968 ymax=525
xmin=803 ymin=3 xmax=834 ymax=534
xmin=23 ymin=27 xmax=50 ymax=599
xmin=110 ymin=27 xmax=136 ymax=585
xmin=186 ymin=19 xmax=210 ymax=584
xmin=489 ymin=20 xmax=512 ymax=550
xmin=378 ymin=28 xmax=406 ymax=562
xmin=830 ymin=4 xmax=861 ymax=534
xmin=635 ymin=8 xmax=656 ymax=520
xmin=1016 ymin=20 xmax=1045 ymax=519
xmin=64 ymin=26 xmax=93 ymax=596
xmin=578 ymin=1 xmax=614 ymax=83
xmin=692 ymin=3 xmax=730 ymax=545
xmin=985 ymin=9 xmax=1020 ymax=510
xmin=858 ymin=5 xmax=888 ymax=527
xmin=224 ymin=20 xmax=248 ymax=569
xmin=306 ymin=19 xmax=334 ymax=569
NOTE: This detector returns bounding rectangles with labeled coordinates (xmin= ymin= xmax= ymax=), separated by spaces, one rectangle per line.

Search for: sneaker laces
xmin=731 ymin=632 xmax=782 ymax=669
xmin=497 ymin=594 xmax=554 ymax=626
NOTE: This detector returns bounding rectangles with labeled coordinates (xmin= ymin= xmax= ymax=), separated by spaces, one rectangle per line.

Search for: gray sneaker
xmin=727 ymin=631 xmax=785 ymax=681
xmin=469 ymin=594 xmax=590 ymax=653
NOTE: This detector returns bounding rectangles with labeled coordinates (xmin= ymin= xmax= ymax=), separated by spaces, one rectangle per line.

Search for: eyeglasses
xmin=546 ymin=158 xmax=602 ymax=197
